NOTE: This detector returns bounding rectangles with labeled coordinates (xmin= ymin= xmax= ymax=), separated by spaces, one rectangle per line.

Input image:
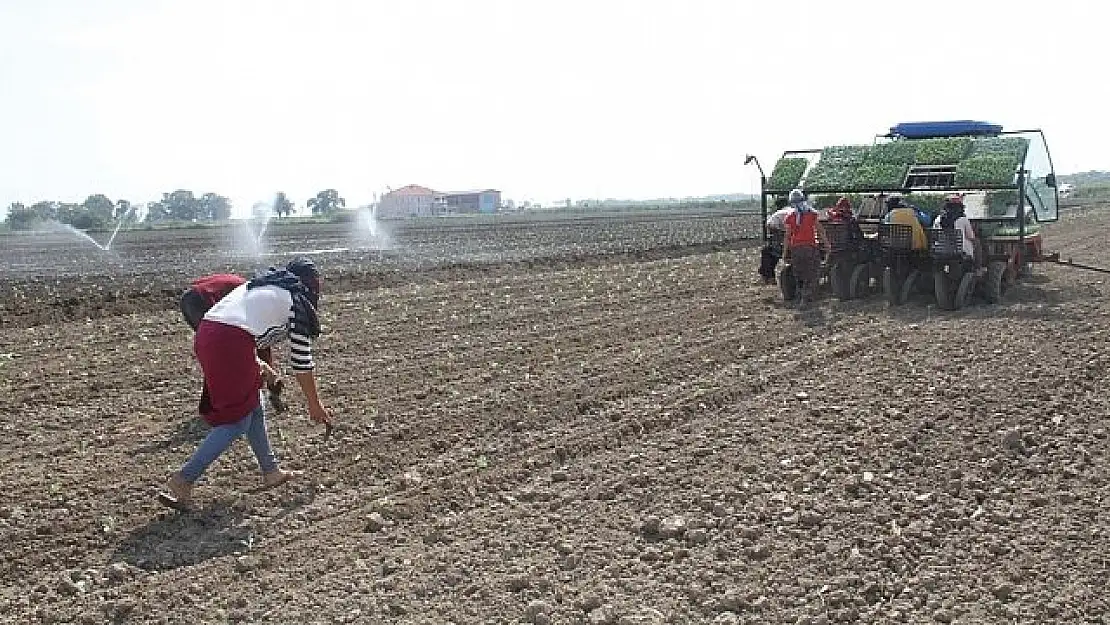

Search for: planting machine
xmin=753 ymin=120 xmax=1106 ymax=309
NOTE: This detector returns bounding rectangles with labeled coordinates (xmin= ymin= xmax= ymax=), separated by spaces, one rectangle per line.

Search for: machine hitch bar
xmin=1044 ymin=253 xmax=1110 ymax=275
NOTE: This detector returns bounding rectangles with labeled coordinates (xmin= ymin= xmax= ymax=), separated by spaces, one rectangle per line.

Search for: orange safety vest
xmin=785 ymin=210 xmax=818 ymax=247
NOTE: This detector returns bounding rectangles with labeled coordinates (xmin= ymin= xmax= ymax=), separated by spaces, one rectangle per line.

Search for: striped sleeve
xmin=289 ymin=330 xmax=315 ymax=371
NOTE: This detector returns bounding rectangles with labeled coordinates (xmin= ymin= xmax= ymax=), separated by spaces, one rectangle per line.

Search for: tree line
xmin=4 ymin=189 xmax=347 ymax=231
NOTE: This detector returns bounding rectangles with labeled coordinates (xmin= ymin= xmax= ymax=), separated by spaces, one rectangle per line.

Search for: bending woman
xmin=159 ymin=258 xmax=331 ymax=510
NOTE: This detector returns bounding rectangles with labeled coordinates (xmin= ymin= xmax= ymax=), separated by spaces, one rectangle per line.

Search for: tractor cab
xmin=759 ymin=121 xmax=1060 ymax=309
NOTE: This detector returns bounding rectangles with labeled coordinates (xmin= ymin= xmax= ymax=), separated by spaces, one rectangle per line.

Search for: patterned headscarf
xmin=248 ymin=264 xmax=321 ymax=338
xmin=789 ymin=188 xmax=814 ymax=214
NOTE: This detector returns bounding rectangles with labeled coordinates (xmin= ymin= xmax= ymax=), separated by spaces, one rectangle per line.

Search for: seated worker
xmin=882 ymin=196 xmax=928 ymax=251
xmin=825 ymin=197 xmax=865 ymax=251
xmin=906 ymin=199 xmax=932 ymax=229
xmin=933 ymin=194 xmax=977 ymax=260
xmin=758 ymin=198 xmax=792 ymax=285
xmin=783 ymin=189 xmax=831 ymax=307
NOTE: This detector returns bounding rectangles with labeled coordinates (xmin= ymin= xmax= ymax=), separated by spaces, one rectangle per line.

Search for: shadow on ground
xmin=134 ymin=416 xmax=208 ymax=455
xmin=112 ymin=501 xmax=251 ymax=572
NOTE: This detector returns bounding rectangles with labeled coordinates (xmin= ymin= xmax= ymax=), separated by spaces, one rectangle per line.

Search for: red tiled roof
xmin=390 ymin=185 xmax=437 ymax=196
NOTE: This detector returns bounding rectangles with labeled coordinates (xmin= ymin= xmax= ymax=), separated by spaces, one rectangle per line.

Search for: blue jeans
xmin=180 ymin=401 xmax=278 ymax=483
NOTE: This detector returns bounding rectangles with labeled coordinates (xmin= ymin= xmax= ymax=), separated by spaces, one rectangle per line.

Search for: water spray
xmin=52 ymin=204 xmax=138 ymax=252
xmin=59 ymin=223 xmax=109 ymax=251
xmin=104 ymin=204 xmax=138 ymax=250
xmin=353 ymin=202 xmax=395 ymax=251
xmin=256 ymin=207 xmax=274 ymax=247
xmin=239 ymin=195 xmax=278 ymax=258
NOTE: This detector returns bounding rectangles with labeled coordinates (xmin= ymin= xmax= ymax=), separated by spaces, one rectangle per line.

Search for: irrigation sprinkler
xmin=104 ymin=204 xmax=137 ymax=250
xmin=54 ymin=203 xmax=137 ymax=252
xmin=353 ymin=202 xmax=395 ymax=253
xmin=240 ymin=196 xmax=279 ymax=258
xmin=59 ymin=223 xmax=109 ymax=251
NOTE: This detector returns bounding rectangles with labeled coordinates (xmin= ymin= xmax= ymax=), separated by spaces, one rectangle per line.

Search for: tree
xmin=145 ymin=200 xmax=171 ymax=223
xmin=198 ymin=192 xmax=232 ymax=221
xmin=114 ymin=199 xmax=134 ymax=222
xmin=5 ymin=202 xmax=36 ymax=230
xmin=56 ymin=203 xmax=84 ymax=226
xmin=29 ymin=201 xmax=59 ymax=222
xmin=82 ymin=194 xmax=115 ymax=228
xmin=273 ymin=192 xmax=295 ymax=218
xmin=162 ymin=189 xmax=199 ymax=221
xmin=307 ymin=189 xmax=345 ymax=215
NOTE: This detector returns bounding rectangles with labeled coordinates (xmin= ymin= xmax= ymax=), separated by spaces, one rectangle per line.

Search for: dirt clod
xmin=57 ymin=578 xmax=80 ymax=596
xmin=1002 ymin=428 xmax=1025 ymax=452
xmin=526 ymin=599 xmax=552 ymax=623
xmin=365 ymin=512 xmax=387 ymax=533
xmin=658 ymin=516 xmax=686 ymax=539
xmin=106 ymin=562 xmax=131 ymax=582
xmin=578 ymin=593 xmax=604 ymax=612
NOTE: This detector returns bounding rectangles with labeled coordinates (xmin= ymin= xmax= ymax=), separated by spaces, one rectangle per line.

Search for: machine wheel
xmin=955 ymin=272 xmax=976 ymax=309
xmin=984 ymin=260 xmax=1009 ymax=304
xmin=830 ymin=261 xmax=852 ymax=300
xmin=900 ymin=269 xmax=920 ymax=305
xmin=883 ymin=267 xmax=901 ymax=306
xmin=779 ymin=265 xmax=798 ymax=302
xmin=849 ymin=264 xmax=870 ymax=300
xmin=934 ymin=268 xmax=956 ymax=310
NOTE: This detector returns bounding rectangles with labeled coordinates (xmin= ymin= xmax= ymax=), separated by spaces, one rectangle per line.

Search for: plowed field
xmin=1 ymin=208 xmax=1107 ymax=624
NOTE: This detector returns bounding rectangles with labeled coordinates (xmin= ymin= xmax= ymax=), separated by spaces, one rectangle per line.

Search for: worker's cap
xmin=885 ymin=195 xmax=905 ymax=208
xmin=788 ymin=188 xmax=805 ymax=204
xmin=944 ymin=194 xmax=965 ymax=207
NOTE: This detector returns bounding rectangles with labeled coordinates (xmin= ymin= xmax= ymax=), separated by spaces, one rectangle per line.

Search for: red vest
xmin=786 ymin=210 xmax=818 ymax=247
xmin=190 ymin=274 xmax=246 ymax=307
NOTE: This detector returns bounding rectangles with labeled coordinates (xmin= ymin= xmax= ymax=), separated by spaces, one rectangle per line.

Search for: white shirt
xmin=932 ymin=215 xmax=977 ymax=258
xmin=204 ymin=283 xmax=315 ymax=370
xmin=766 ymin=207 xmax=794 ymax=231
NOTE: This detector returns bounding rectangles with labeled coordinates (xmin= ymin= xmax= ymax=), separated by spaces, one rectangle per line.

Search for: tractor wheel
xmin=985 ymin=260 xmax=1009 ymax=304
xmin=955 ymin=272 xmax=976 ymax=309
xmin=883 ymin=267 xmax=901 ymax=306
xmin=917 ymin=271 xmax=935 ymax=294
xmin=830 ymin=261 xmax=852 ymax=300
xmin=934 ymin=268 xmax=956 ymax=310
xmin=849 ymin=264 xmax=870 ymax=300
xmin=779 ymin=265 xmax=798 ymax=302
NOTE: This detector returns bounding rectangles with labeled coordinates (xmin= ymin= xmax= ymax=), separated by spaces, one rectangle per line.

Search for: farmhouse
xmin=437 ymin=189 xmax=502 ymax=215
xmin=378 ymin=185 xmax=503 ymax=218
xmin=377 ymin=184 xmax=437 ymax=219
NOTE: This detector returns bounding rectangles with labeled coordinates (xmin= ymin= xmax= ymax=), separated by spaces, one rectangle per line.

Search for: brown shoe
xmin=261 ymin=469 xmax=302 ymax=490
xmin=157 ymin=473 xmax=195 ymax=511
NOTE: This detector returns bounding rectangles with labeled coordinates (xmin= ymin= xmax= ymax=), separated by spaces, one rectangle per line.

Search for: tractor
xmin=751 ymin=121 xmax=1074 ymax=309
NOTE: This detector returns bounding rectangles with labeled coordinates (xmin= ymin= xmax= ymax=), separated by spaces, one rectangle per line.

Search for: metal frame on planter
xmin=758 ymin=129 xmax=1061 ymax=267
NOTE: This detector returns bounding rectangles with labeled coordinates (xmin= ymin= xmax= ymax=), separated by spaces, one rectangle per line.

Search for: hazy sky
xmin=1 ymin=0 xmax=1106 ymax=217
